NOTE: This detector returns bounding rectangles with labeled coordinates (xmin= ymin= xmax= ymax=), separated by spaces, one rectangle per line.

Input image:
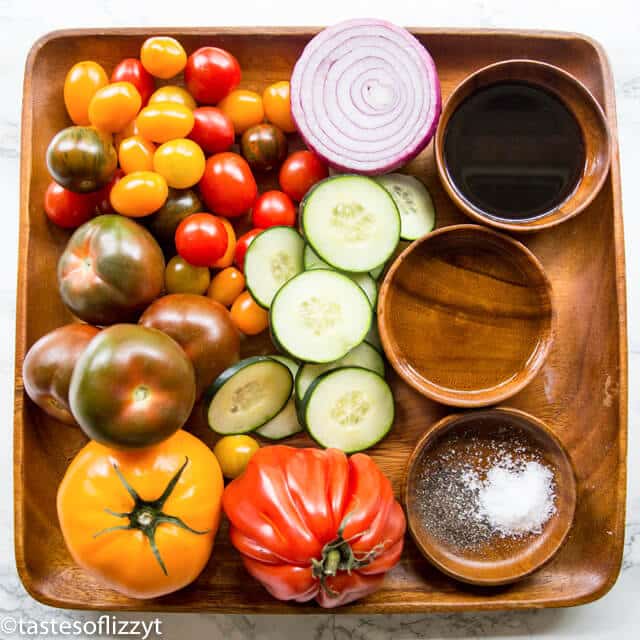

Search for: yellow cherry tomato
xmin=110 ymin=171 xmax=168 ymax=217
xmin=114 ymin=118 xmax=139 ymax=150
xmin=153 ymin=138 xmax=205 ymax=189
xmin=64 ymin=61 xmax=109 ymax=126
xmin=218 ymin=90 xmax=264 ymax=134
xmin=88 ymin=82 xmax=142 ymax=133
xmin=136 ymin=103 xmax=194 ymax=143
xmin=211 ymin=217 xmax=236 ymax=269
xmin=118 ymin=135 xmax=156 ymax=173
xmin=263 ymin=81 xmax=296 ymax=133
xmin=149 ymin=85 xmax=197 ymax=110
xmin=208 ymin=267 xmax=245 ymax=306
xmin=140 ymin=36 xmax=187 ymax=79
xmin=230 ymin=290 xmax=269 ymax=335
xmin=213 ymin=435 xmax=259 ymax=479
xmin=165 ymin=255 xmax=210 ymax=294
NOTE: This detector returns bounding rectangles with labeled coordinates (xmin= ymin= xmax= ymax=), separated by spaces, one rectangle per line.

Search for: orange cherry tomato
xmin=211 ymin=217 xmax=236 ymax=269
xmin=165 ymin=255 xmax=211 ymax=294
xmin=114 ymin=118 xmax=139 ymax=150
xmin=118 ymin=135 xmax=156 ymax=173
xmin=149 ymin=85 xmax=197 ymax=110
xmin=140 ymin=36 xmax=187 ymax=79
xmin=136 ymin=103 xmax=194 ymax=143
xmin=230 ymin=290 xmax=269 ymax=335
xmin=88 ymin=82 xmax=142 ymax=133
xmin=263 ymin=81 xmax=296 ymax=133
xmin=218 ymin=90 xmax=264 ymax=134
xmin=64 ymin=61 xmax=109 ymax=125
xmin=153 ymin=138 xmax=205 ymax=189
xmin=110 ymin=171 xmax=168 ymax=217
xmin=208 ymin=267 xmax=245 ymax=306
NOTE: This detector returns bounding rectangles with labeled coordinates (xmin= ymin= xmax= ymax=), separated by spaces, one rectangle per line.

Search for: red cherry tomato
xmin=189 ymin=107 xmax=235 ymax=155
xmin=279 ymin=151 xmax=329 ymax=202
xmin=184 ymin=47 xmax=241 ymax=105
xmin=175 ymin=213 xmax=229 ymax=267
xmin=234 ymin=228 xmax=262 ymax=271
xmin=44 ymin=182 xmax=98 ymax=228
xmin=252 ymin=191 xmax=296 ymax=229
xmin=199 ymin=152 xmax=257 ymax=217
xmin=93 ymin=169 xmax=124 ymax=214
xmin=111 ymin=58 xmax=155 ymax=106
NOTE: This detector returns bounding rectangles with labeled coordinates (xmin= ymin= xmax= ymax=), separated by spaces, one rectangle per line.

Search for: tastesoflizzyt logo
xmin=0 ymin=615 xmax=162 ymax=638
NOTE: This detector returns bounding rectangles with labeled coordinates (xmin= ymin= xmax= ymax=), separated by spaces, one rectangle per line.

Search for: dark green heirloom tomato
xmin=240 ymin=123 xmax=287 ymax=172
xmin=69 ymin=324 xmax=196 ymax=449
xmin=58 ymin=215 xmax=165 ymax=326
xmin=46 ymin=126 xmax=117 ymax=193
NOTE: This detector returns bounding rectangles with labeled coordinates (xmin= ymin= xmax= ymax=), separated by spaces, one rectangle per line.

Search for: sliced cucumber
xmin=206 ymin=356 xmax=292 ymax=434
xmin=366 ymin=322 xmax=383 ymax=352
xmin=295 ymin=341 xmax=385 ymax=403
xmin=244 ymin=226 xmax=305 ymax=308
xmin=376 ymin=174 xmax=436 ymax=240
xmin=301 ymin=175 xmax=400 ymax=272
xmin=303 ymin=367 xmax=394 ymax=452
xmin=270 ymin=269 xmax=372 ymax=363
xmin=370 ymin=262 xmax=385 ymax=280
xmin=303 ymin=244 xmax=330 ymax=270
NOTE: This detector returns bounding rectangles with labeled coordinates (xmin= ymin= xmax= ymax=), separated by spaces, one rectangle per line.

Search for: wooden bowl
xmin=403 ymin=407 xmax=577 ymax=586
xmin=434 ymin=59 xmax=611 ymax=232
xmin=378 ymin=225 xmax=554 ymax=407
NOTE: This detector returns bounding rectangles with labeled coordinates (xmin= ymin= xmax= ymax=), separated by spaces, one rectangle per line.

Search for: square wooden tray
xmin=14 ymin=27 xmax=627 ymax=613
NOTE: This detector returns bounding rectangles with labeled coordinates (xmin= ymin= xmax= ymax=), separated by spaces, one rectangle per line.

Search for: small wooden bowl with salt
xmin=403 ymin=407 xmax=577 ymax=586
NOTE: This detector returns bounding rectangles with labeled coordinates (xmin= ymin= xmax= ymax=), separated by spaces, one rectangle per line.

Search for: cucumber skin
xmin=255 ymin=400 xmax=303 ymax=441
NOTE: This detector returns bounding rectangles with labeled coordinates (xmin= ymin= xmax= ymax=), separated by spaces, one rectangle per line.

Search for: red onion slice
xmin=291 ymin=19 xmax=441 ymax=175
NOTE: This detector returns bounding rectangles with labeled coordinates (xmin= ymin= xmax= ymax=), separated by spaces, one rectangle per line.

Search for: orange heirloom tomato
xmin=218 ymin=90 xmax=264 ymax=134
xmin=165 ymin=255 xmax=211 ymax=295
xmin=118 ymin=136 xmax=156 ymax=174
xmin=57 ymin=429 xmax=223 ymax=599
xmin=211 ymin=217 xmax=236 ymax=269
xmin=208 ymin=267 xmax=245 ymax=306
xmin=230 ymin=290 xmax=268 ymax=335
xmin=64 ymin=61 xmax=109 ymax=125
xmin=149 ymin=85 xmax=197 ymax=110
xmin=263 ymin=81 xmax=296 ymax=133
xmin=140 ymin=36 xmax=187 ymax=79
xmin=110 ymin=171 xmax=168 ymax=217
xmin=88 ymin=82 xmax=142 ymax=133
xmin=136 ymin=103 xmax=194 ymax=143
xmin=153 ymin=138 xmax=205 ymax=189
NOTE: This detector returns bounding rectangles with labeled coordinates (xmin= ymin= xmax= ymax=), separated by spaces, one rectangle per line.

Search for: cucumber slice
xmin=366 ymin=322 xmax=383 ymax=352
xmin=270 ymin=269 xmax=372 ymax=363
xmin=255 ymin=399 xmax=302 ymax=440
xmin=269 ymin=355 xmax=299 ymax=379
xmin=295 ymin=341 xmax=385 ymax=402
xmin=370 ymin=263 xmax=385 ymax=280
xmin=206 ymin=356 xmax=292 ymax=434
xmin=301 ymin=175 xmax=400 ymax=272
xmin=244 ymin=226 xmax=305 ymax=308
xmin=303 ymin=244 xmax=330 ymax=270
xmin=376 ymin=174 xmax=436 ymax=240
xmin=303 ymin=367 xmax=394 ymax=452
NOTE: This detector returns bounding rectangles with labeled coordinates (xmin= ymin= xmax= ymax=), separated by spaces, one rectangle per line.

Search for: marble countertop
xmin=1 ymin=0 xmax=638 ymax=637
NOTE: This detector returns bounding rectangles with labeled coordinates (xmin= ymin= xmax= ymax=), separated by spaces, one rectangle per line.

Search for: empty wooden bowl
xmin=378 ymin=225 xmax=554 ymax=407
xmin=403 ymin=407 xmax=577 ymax=586
xmin=434 ymin=59 xmax=611 ymax=232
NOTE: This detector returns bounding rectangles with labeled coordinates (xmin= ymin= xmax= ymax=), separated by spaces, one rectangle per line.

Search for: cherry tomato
xmin=165 ymin=255 xmax=210 ymax=295
xmin=208 ymin=267 xmax=245 ymax=306
xmin=44 ymin=181 xmax=98 ymax=228
xmin=88 ymin=82 xmax=142 ymax=133
xmin=153 ymin=138 xmax=205 ymax=189
xmin=217 ymin=90 xmax=264 ymax=134
xmin=92 ymin=169 xmax=124 ymax=214
xmin=175 ymin=213 xmax=229 ymax=267
xmin=114 ymin=119 xmax=139 ymax=150
xmin=230 ymin=290 xmax=269 ymax=335
xmin=140 ymin=36 xmax=186 ymax=79
xmin=149 ymin=85 xmax=196 ymax=110
xmin=189 ymin=107 xmax=234 ymax=154
xmin=213 ymin=434 xmax=259 ymax=479
xmin=184 ymin=47 xmax=241 ymax=105
xmin=136 ymin=103 xmax=194 ymax=143
xmin=211 ymin=217 xmax=236 ymax=269
xmin=199 ymin=152 xmax=257 ymax=217
xmin=279 ymin=150 xmax=329 ymax=202
xmin=240 ymin=123 xmax=287 ymax=172
xmin=111 ymin=58 xmax=155 ymax=106
xmin=110 ymin=171 xmax=168 ymax=217
xmin=64 ymin=61 xmax=108 ymax=125
xmin=118 ymin=136 xmax=155 ymax=174
xmin=234 ymin=228 xmax=262 ymax=271
xmin=263 ymin=81 xmax=296 ymax=133
xmin=252 ymin=191 xmax=296 ymax=228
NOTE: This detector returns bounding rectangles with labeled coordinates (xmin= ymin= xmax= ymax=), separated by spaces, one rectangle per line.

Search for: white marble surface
xmin=1 ymin=0 xmax=638 ymax=638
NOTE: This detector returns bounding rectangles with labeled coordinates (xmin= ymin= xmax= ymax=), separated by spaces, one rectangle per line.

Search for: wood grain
xmin=14 ymin=27 xmax=627 ymax=613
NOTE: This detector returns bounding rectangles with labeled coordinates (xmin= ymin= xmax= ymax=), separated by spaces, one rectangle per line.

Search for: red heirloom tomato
xmin=279 ymin=151 xmax=329 ymax=202
xmin=175 ymin=213 xmax=229 ymax=267
xmin=111 ymin=58 xmax=155 ymax=106
xmin=45 ymin=181 xmax=99 ymax=228
xmin=223 ymin=446 xmax=406 ymax=607
xmin=252 ymin=191 xmax=296 ymax=228
xmin=199 ymin=152 xmax=257 ymax=217
xmin=184 ymin=47 xmax=241 ymax=105
xmin=189 ymin=107 xmax=234 ymax=154
xmin=234 ymin=228 xmax=262 ymax=270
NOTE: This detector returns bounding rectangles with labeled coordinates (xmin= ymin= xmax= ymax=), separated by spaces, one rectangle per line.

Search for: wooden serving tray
xmin=14 ymin=27 xmax=627 ymax=612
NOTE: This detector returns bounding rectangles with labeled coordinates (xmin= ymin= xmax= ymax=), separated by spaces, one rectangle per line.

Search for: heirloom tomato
xmin=218 ymin=90 xmax=264 ymax=134
xmin=149 ymin=85 xmax=196 ymax=110
xmin=44 ymin=181 xmax=99 ymax=228
xmin=189 ymin=107 xmax=234 ymax=154
xmin=199 ymin=152 xmax=257 ymax=217
xmin=240 ymin=123 xmax=287 ymax=172
xmin=153 ymin=138 xmax=205 ymax=189
xmin=118 ymin=135 xmax=156 ymax=174
xmin=88 ymin=81 xmax=142 ymax=133
xmin=164 ymin=255 xmax=210 ymax=295
xmin=263 ymin=81 xmax=296 ymax=133
xmin=140 ymin=36 xmax=187 ymax=79
xmin=279 ymin=151 xmax=328 ymax=202
xmin=175 ymin=213 xmax=228 ymax=267
xmin=111 ymin=58 xmax=155 ymax=106
xmin=110 ymin=171 xmax=168 ymax=217
xmin=230 ymin=290 xmax=268 ymax=335
xmin=252 ymin=191 xmax=296 ymax=228
xmin=63 ymin=61 xmax=108 ymax=125
xmin=214 ymin=435 xmax=259 ymax=479
xmin=144 ymin=187 xmax=202 ymax=252
xmin=184 ymin=46 xmax=241 ymax=104
xmin=207 ymin=266 xmax=245 ymax=307
xmin=136 ymin=103 xmax=194 ymax=143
